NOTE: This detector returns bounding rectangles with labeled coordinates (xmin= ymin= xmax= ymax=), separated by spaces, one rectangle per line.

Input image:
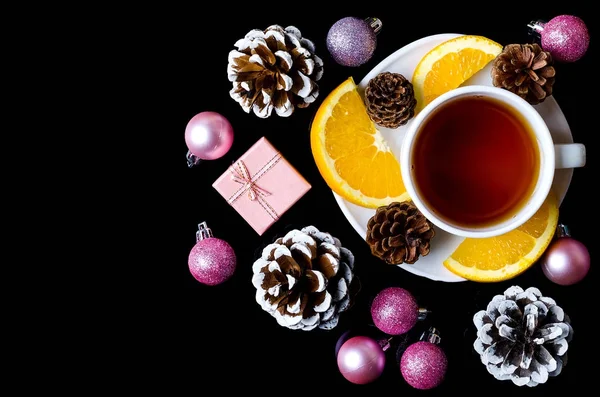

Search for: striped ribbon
xmin=227 ymin=153 xmax=282 ymax=221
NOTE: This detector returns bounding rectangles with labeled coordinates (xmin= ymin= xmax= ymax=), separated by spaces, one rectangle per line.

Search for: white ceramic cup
xmin=400 ymin=85 xmax=586 ymax=238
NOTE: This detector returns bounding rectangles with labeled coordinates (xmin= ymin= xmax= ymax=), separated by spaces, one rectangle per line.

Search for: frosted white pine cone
xmin=252 ymin=226 xmax=358 ymax=331
xmin=473 ymin=286 xmax=573 ymax=387
xmin=227 ymin=25 xmax=323 ymax=118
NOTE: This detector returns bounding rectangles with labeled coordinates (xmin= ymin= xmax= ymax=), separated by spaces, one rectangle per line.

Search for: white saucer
xmin=333 ymin=33 xmax=575 ymax=282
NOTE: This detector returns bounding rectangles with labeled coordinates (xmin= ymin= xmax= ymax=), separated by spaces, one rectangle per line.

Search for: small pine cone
xmin=227 ymin=25 xmax=323 ymax=118
xmin=252 ymin=226 xmax=359 ymax=331
xmin=491 ymin=43 xmax=556 ymax=105
xmin=366 ymin=201 xmax=435 ymax=265
xmin=365 ymin=72 xmax=416 ymax=128
xmin=474 ymin=286 xmax=572 ymax=387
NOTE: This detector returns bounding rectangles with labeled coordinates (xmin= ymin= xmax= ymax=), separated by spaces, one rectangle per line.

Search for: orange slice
xmin=413 ymin=35 xmax=503 ymax=112
xmin=443 ymin=194 xmax=559 ymax=282
xmin=310 ymin=77 xmax=409 ymax=208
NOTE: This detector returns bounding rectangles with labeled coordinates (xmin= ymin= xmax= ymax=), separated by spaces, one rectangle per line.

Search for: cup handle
xmin=554 ymin=143 xmax=586 ymax=169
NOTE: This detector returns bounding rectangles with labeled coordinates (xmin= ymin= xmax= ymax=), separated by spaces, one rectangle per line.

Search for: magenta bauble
xmin=188 ymin=222 xmax=236 ymax=285
xmin=337 ymin=336 xmax=386 ymax=384
xmin=542 ymin=237 xmax=590 ymax=285
xmin=400 ymin=341 xmax=447 ymax=390
xmin=371 ymin=287 xmax=418 ymax=335
xmin=529 ymin=15 xmax=590 ymax=62
xmin=184 ymin=111 xmax=234 ymax=160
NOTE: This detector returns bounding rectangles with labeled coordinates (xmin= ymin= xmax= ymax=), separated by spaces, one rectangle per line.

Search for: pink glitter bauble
xmin=188 ymin=237 xmax=236 ymax=285
xmin=337 ymin=336 xmax=386 ymax=384
xmin=371 ymin=287 xmax=418 ymax=335
xmin=184 ymin=111 xmax=234 ymax=160
xmin=541 ymin=15 xmax=589 ymax=62
xmin=401 ymin=341 xmax=447 ymax=390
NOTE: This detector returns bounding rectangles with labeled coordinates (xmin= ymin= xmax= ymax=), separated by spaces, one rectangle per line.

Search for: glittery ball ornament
xmin=326 ymin=17 xmax=381 ymax=67
xmin=188 ymin=222 xmax=236 ymax=286
xmin=371 ymin=287 xmax=419 ymax=335
xmin=528 ymin=15 xmax=590 ymax=62
xmin=337 ymin=336 xmax=386 ymax=384
xmin=401 ymin=339 xmax=447 ymax=390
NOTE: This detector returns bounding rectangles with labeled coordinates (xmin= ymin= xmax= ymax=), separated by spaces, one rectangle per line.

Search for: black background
xmin=172 ymin=6 xmax=595 ymax=395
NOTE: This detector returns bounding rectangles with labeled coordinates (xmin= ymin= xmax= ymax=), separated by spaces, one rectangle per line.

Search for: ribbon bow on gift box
xmin=227 ymin=156 xmax=281 ymax=220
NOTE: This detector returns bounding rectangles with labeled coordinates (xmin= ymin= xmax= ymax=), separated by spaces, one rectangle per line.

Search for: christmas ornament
xmin=473 ymin=286 xmax=572 ymax=387
xmin=400 ymin=328 xmax=447 ymax=390
xmin=365 ymin=72 xmax=416 ymax=128
xmin=184 ymin=111 xmax=234 ymax=167
xmin=252 ymin=226 xmax=359 ymax=330
xmin=227 ymin=25 xmax=323 ymax=118
xmin=541 ymin=224 xmax=590 ymax=285
xmin=366 ymin=201 xmax=435 ymax=265
xmin=371 ymin=287 xmax=427 ymax=335
xmin=337 ymin=336 xmax=386 ymax=384
xmin=528 ymin=15 xmax=590 ymax=63
xmin=188 ymin=222 xmax=237 ymax=285
xmin=326 ymin=17 xmax=382 ymax=67
xmin=491 ymin=43 xmax=555 ymax=105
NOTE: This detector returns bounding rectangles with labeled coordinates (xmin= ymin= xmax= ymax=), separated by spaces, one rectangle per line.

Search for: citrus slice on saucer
xmin=443 ymin=194 xmax=559 ymax=282
xmin=413 ymin=35 xmax=503 ymax=113
xmin=310 ymin=77 xmax=409 ymax=209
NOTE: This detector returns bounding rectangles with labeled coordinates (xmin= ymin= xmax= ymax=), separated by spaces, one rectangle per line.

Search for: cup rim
xmin=400 ymin=85 xmax=555 ymax=238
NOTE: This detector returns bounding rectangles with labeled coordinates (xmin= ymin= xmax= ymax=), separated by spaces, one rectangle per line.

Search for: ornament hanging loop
xmin=421 ymin=327 xmax=441 ymax=344
xmin=196 ymin=221 xmax=214 ymax=241
xmin=186 ymin=151 xmax=202 ymax=168
xmin=555 ymin=223 xmax=570 ymax=238
xmin=527 ymin=20 xmax=546 ymax=37
xmin=365 ymin=17 xmax=382 ymax=34
xmin=418 ymin=307 xmax=430 ymax=321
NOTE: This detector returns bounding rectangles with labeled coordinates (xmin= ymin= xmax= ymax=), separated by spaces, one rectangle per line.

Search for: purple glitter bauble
xmin=188 ymin=237 xmax=236 ymax=285
xmin=326 ymin=17 xmax=377 ymax=67
xmin=337 ymin=336 xmax=386 ymax=384
xmin=401 ymin=341 xmax=447 ymax=390
xmin=541 ymin=15 xmax=589 ymax=62
xmin=371 ymin=287 xmax=418 ymax=335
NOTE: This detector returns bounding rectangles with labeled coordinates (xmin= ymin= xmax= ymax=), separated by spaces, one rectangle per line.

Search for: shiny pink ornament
xmin=528 ymin=15 xmax=590 ymax=62
xmin=184 ymin=111 xmax=234 ymax=165
xmin=371 ymin=287 xmax=419 ymax=335
xmin=541 ymin=225 xmax=590 ymax=285
xmin=188 ymin=222 xmax=236 ymax=286
xmin=337 ymin=336 xmax=386 ymax=384
xmin=401 ymin=339 xmax=447 ymax=390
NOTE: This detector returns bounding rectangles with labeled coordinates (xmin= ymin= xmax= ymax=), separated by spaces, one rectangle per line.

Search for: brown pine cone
xmin=366 ymin=201 xmax=435 ymax=265
xmin=491 ymin=43 xmax=556 ymax=105
xmin=227 ymin=25 xmax=323 ymax=118
xmin=365 ymin=72 xmax=416 ymax=128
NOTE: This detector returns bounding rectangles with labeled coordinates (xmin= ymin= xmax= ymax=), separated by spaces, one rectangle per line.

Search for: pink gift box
xmin=212 ymin=137 xmax=311 ymax=235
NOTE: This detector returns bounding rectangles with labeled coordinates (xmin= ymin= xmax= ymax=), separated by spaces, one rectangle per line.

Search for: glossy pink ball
xmin=401 ymin=341 xmax=447 ymax=390
xmin=184 ymin=111 xmax=234 ymax=160
xmin=542 ymin=15 xmax=589 ymax=62
xmin=542 ymin=237 xmax=590 ymax=285
xmin=371 ymin=287 xmax=418 ymax=335
xmin=337 ymin=336 xmax=386 ymax=384
xmin=188 ymin=237 xmax=236 ymax=285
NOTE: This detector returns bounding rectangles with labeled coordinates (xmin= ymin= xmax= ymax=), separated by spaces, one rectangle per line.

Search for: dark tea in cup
xmin=411 ymin=95 xmax=540 ymax=228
